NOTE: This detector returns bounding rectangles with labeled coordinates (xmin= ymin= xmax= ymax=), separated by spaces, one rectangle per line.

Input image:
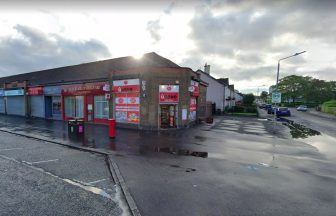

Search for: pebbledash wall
xmin=0 ymin=53 xmax=208 ymax=130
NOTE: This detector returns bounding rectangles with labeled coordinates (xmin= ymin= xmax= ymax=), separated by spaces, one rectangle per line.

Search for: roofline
xmin=196 ymin=69 xmax=227 ymax=87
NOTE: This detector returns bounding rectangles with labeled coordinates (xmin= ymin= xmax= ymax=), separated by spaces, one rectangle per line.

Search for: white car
xmin=297 ymin=105 xmax=307 ymax=111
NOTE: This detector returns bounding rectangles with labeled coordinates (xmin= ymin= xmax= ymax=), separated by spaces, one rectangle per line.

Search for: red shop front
xmin=61 ymin=82 xmax=110 ymax=124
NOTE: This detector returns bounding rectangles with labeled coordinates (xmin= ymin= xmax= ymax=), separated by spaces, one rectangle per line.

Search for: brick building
xmin=0 ymin=52 xmax=207 ymax=130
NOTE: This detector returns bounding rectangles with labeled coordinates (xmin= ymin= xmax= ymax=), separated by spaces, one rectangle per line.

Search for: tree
xmin=243 ymin=93 xmax=255 ymax=106
xmin=276 ymin=75 xmax=335 ymax=104
xmin=260 ymin=91 xmax=268 ymax=101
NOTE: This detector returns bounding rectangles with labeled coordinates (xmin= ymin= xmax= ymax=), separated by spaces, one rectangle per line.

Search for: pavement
xmin=0 ymin=131 xmax=129 ymax=216
xmin=1 ymin=113 xmax=336 ymax=215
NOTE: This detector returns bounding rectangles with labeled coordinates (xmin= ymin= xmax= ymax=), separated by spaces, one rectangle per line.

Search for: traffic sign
xmin=272 ymin=92 xmax=281 ymax=103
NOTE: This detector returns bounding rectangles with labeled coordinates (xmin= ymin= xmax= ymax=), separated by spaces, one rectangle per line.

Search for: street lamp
xmin=275 ymin=51 xmax=306 ymax=91
xmin=272 ymin=50 xmax=306 ymax=128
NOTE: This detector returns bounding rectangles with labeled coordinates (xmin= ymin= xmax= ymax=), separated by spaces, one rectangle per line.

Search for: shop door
xmin=45 ymin=96 xmax=52 ymax=118
xmin=30 ymin=96 xmax=45 ymax=118
xmin=160 ymin=105 xmax=177 ymax=128
xmin=6 ymin=96 xmax=25 ymax=116
xmin=51 ymin=96 xmax=62 ymax=120
xmin=0 ymin=97 xmax=5 ymax=113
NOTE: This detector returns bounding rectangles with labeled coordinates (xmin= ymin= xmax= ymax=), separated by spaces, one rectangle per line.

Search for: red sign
xmin=61 ymin=82 xmax=107 ymax=96
xmin=190 ymin=81 xmax=199 ymax=97
xmin=113 ymin=79 xmax=140 ymax=93
xmin=159 ymin=92 xmax=179 ymax=103
xmin=190 ymin=97 xmax=197 ymax=112
xmin=28 ymin=87 xmax=43 ymax=95
xmin=159 ymin=85 xmax=179 ymax=104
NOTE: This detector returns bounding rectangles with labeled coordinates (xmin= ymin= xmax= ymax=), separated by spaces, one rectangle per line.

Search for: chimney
xmin=204 ymin=63 xmax=210 ymax=74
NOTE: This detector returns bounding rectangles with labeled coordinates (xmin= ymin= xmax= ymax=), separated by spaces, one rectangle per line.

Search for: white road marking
xmin=23 ymin=159 xmax=59 ymax=165
xmin=0 ymin=147 xmax=26 ymax=151
xmin=88 ymin=178 xmax=108 ymax=185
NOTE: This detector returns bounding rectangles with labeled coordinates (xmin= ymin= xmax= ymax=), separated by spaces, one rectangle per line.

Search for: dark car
xmin=266 ymin=104 xmax=273 ymax=114
xmin=276 ymin=107 xmax=291 ymax=117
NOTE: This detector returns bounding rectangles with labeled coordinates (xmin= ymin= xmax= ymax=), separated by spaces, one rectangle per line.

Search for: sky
xmin=0 ymin=0 xmax=336 ymax=94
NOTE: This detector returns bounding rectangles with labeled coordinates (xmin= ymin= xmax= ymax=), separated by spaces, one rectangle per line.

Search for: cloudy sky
xmin=1 ymin=0 xmax=336 ymax=93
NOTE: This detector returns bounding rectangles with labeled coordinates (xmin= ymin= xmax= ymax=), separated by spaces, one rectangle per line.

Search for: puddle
xmin=194 ymin=135 xmax=207 ymax=142
xmin=281 ymin=119 xmax=321 ymax=139
xmin=297 ymin=134 xmax=336 ymax=161
xmin=156 ymin=147 xmax=208 ymax=158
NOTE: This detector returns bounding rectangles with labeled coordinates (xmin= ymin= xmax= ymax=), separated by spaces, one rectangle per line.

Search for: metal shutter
xmin=30 ymin=96 xmax=45 ymax=118
xmin=0 ymin=97 xmax=5 ymax=113
xmin=6 ymin=96 xmax=25 ymax=116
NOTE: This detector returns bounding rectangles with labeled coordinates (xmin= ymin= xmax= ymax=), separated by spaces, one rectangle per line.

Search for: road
xmin=110 ymin=116 xmax=336 ymax=216
xmin=1 ymin=114 xmax=336 ymax=216
xmin=286 ymin=108 xmax=336 ymax=137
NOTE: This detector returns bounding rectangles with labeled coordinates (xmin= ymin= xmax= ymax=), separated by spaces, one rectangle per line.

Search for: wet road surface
xmin=1 ymin=114 xmax=336 ymax=215
xmin=0 ymin=131 xmax=129 ymax=216
xmin=110 ymin=116 xmax=336 ymax=216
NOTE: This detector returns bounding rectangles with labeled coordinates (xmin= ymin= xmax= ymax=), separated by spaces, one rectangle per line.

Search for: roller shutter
xmin=6 ymin=96 xmax=25 ymax=116
xmin=30 ymin=96 xmax=45 ymax=118
xmin=0 ymin=97 xmax=5 ymax=113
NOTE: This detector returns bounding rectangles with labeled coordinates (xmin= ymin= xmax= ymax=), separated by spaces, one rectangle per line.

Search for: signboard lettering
xmin=4 ymin=89 xmax=24 ymax=96
xmin=28 ymin=87 xmax=44 ymax=96
xmin=159 ymin=85 xmax=179 ymax=104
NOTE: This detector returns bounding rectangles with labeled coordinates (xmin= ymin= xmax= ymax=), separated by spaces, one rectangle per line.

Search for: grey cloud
xmin=147 ymin=19 xmax=162 ymax=43
xmin=164 ymin=1 xmax=175 ymax=14
xmin=147 ymin=1 xmax=176 ymax=43
xmin=0 ymin=25 xmax=111 ymax=77
xmin=184 ymin=0 xmax=336 ymax=86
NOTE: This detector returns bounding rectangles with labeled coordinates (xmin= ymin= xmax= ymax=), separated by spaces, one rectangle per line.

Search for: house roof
xmin=0 ymin=52 xmax=180 ymax=86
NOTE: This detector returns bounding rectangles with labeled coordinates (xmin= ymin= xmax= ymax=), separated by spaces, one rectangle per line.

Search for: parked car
xmin=276 ymin=107 xmax=291 ymax=117
xmin=264 ymin=104 xmax=272 ymax=110
xmin=297 ymin=105 xmax=307 ymax=112
xmin=266 ymin=105 xmax=274 ymax=114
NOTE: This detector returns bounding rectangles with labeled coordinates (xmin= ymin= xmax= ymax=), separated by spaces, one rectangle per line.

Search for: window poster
xmin=113 ymin=79 xmax=140 ymax=124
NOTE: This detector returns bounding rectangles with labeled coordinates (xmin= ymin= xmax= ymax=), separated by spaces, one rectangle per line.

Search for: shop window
xmin=94 ymin=95 xmax=109 ymax=119
xmin=64 ymin=96 xmax=83 ymax=118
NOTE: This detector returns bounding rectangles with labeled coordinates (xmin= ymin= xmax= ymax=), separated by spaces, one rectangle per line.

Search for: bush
xmin=322 ymin=100 xmax=336 ymax=115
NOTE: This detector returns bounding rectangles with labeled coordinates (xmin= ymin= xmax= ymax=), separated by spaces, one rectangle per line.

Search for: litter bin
xmin=109 ymin=119 xmax=116 ymax=138
xmin=68 ymin=119 xmax=85 ymax=138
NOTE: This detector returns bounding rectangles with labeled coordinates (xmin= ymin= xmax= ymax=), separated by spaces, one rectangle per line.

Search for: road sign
xmin=272 ymin=92 xmax=281 ymax=103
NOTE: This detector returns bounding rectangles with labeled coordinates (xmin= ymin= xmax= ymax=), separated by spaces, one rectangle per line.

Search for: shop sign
xmin=115 ymin=92 xmax=140 ymax=124
xmin=44 ymin=86 xmax=61 ymax=95
xmin=113 ymin=79 xmax=140 ymax=93
xmin=4 ymin=89 xmax=24 ymax=96
xmin=0 ymin=89 xmax=4 ymax=97
xmin=103 ymin=84 xmax=110 ymax=92
xmin=159 ymin=85 xmax=179 ymax=104
xmin=61 ymin=82 xmax=107 ymax=96
xmin=5 ymin=81 xmax=26 ymax=89
xmin=28 ymin=87 xmax=44 ymax=95
xmin=189 ymin=97 xmax=197 ymax=121
xmin=189 ymin=80 xmax=199 ymax=97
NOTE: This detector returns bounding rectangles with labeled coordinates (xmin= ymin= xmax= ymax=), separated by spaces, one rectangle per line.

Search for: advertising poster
xmin=190 ymin=80 xmax=199 ymax=97
xmin=189 ymin=97 xmax=197 ymax=121
xmin=113 ymin=79 xmax=140 ymax=124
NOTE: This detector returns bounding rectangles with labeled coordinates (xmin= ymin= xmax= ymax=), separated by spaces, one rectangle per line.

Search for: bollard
xmin=109 ymin=119 xmax=116 ymax=138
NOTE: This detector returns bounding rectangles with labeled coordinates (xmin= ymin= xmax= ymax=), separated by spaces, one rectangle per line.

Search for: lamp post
xmin=275 ymin=51 xmax=306 ymax=92
xmin=272 ymin=51 xmax=306 ymax=131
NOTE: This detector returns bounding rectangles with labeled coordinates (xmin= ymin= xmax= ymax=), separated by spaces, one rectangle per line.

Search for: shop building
xmin=61 ymin=82 xmax=110 ymax=124
xmin=0 ymin=52 xmax=207 ymax=130
xmin=109 ymin=67 xmax=207 ymax=130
